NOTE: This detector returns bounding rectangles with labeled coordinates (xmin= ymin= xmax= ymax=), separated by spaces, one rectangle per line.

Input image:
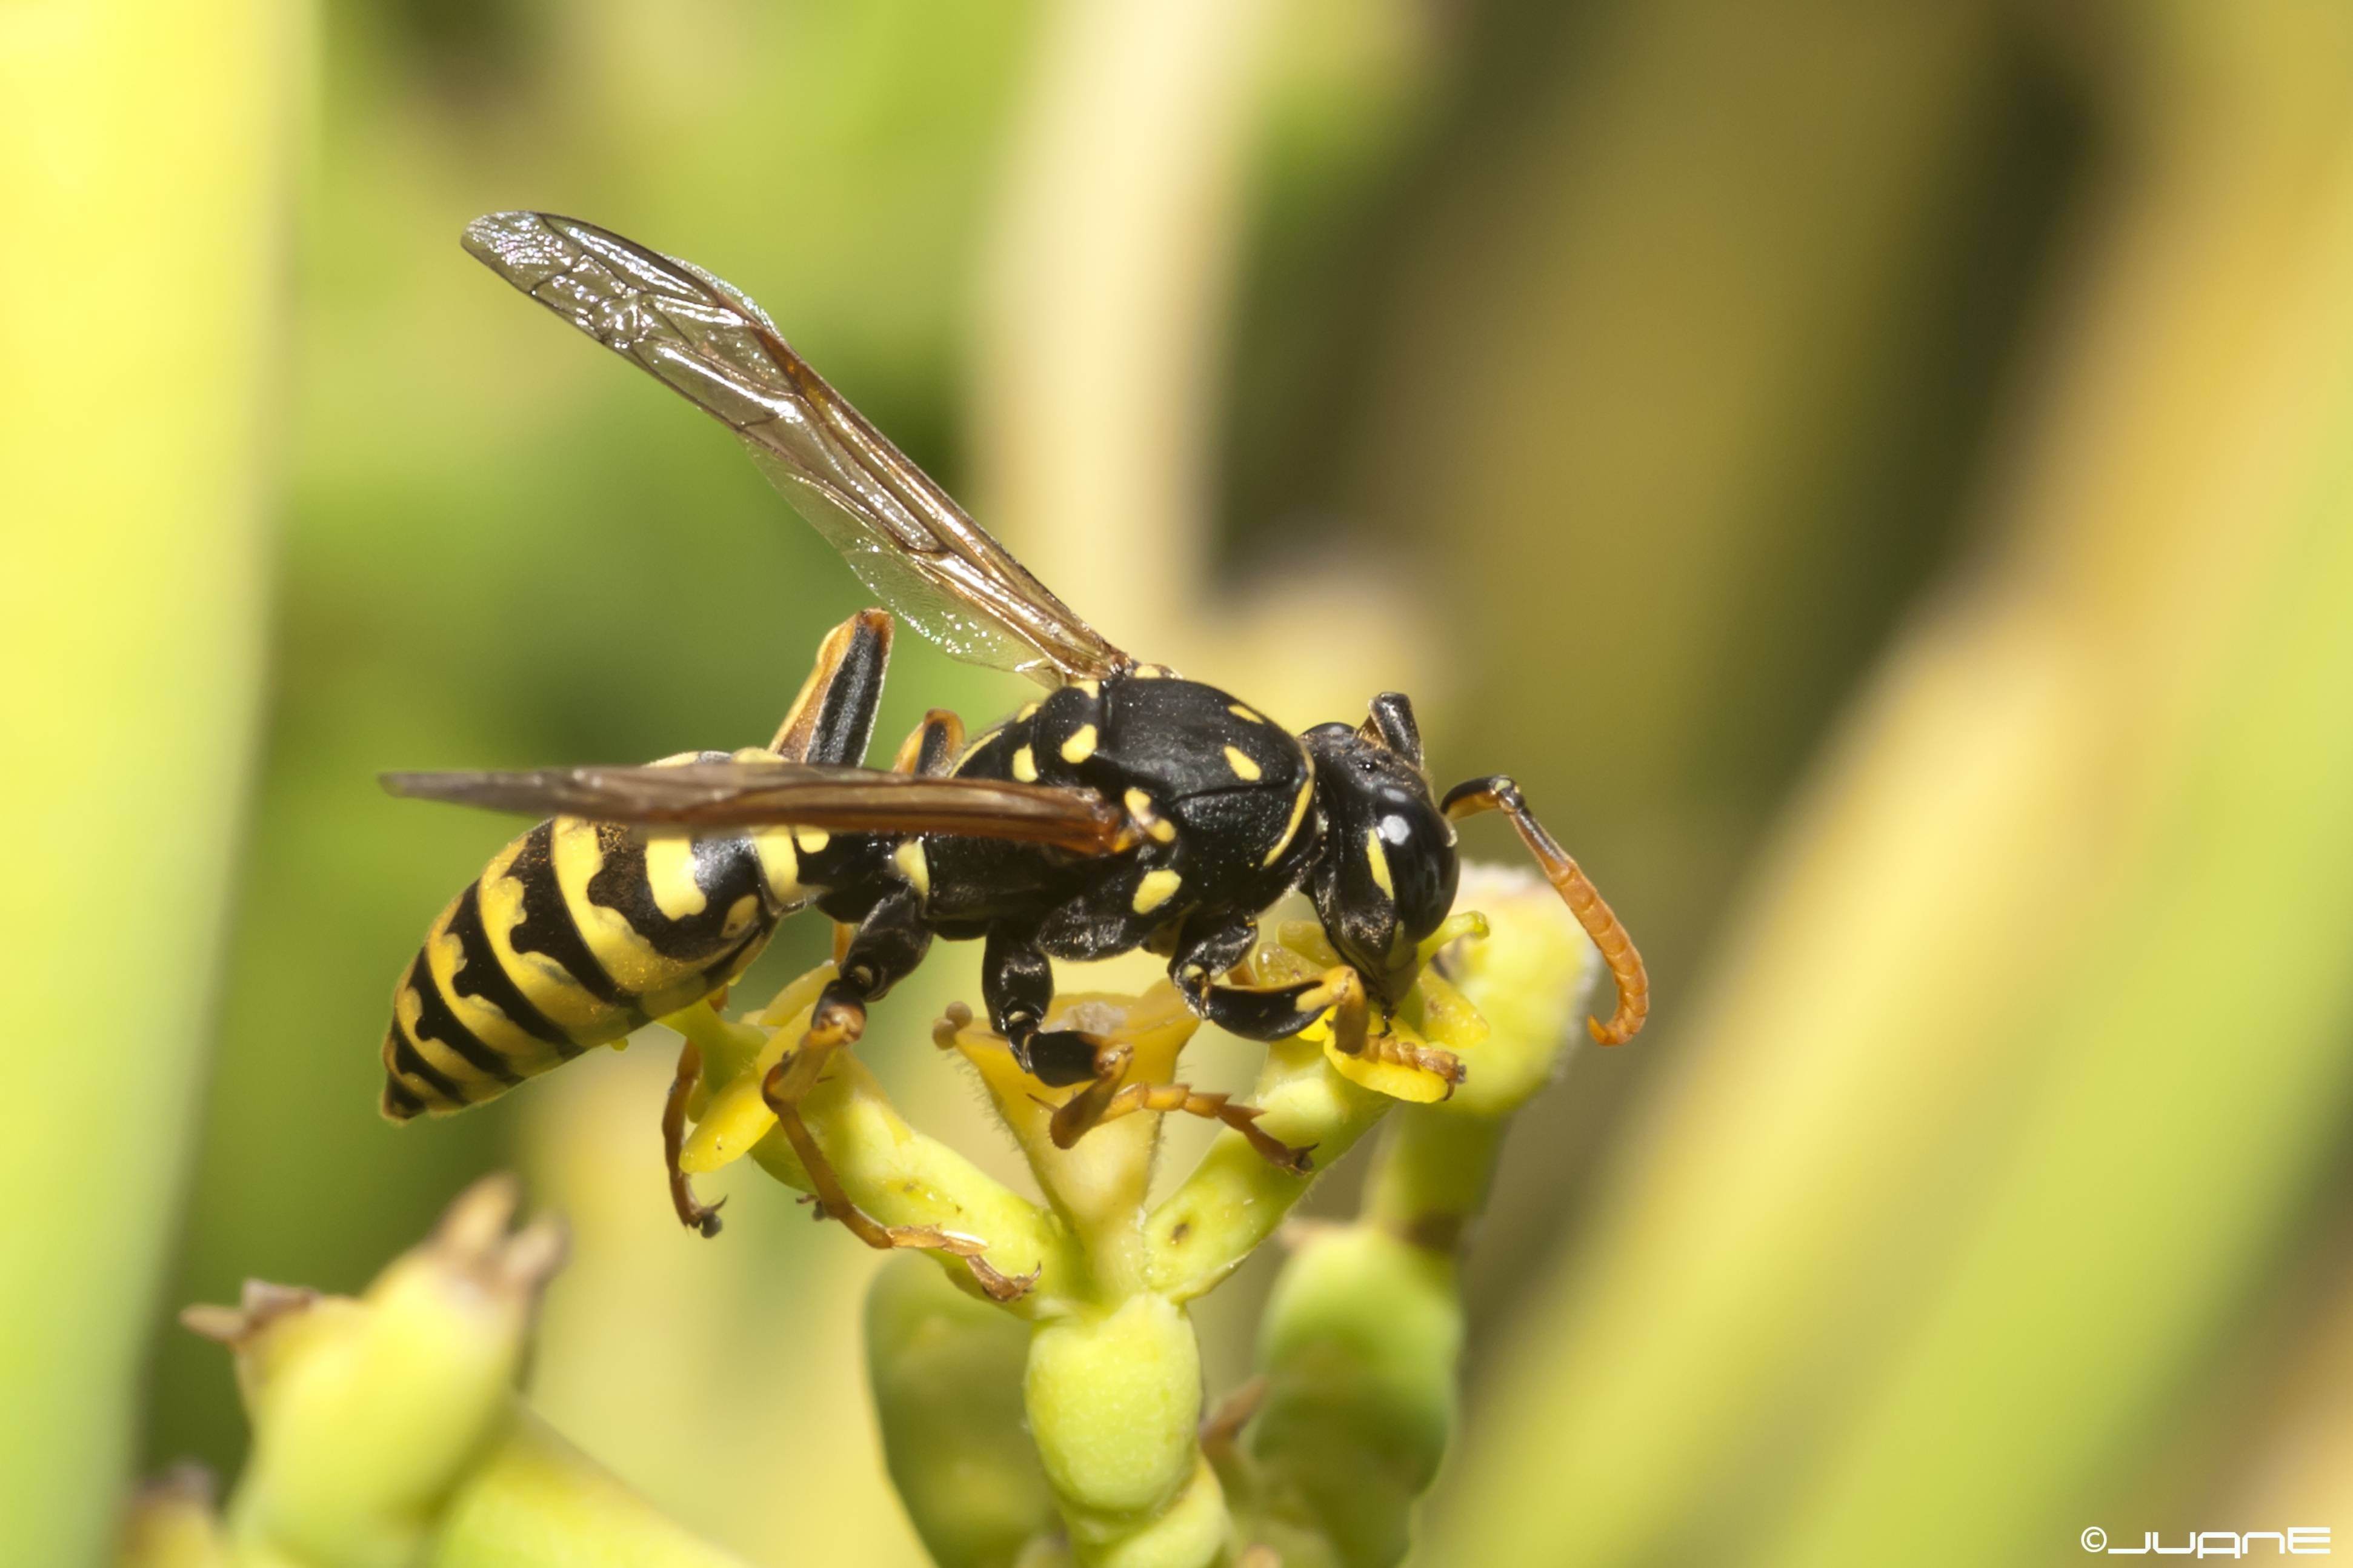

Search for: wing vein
xmin=462 ymin=210 xmax=1133 ymax=686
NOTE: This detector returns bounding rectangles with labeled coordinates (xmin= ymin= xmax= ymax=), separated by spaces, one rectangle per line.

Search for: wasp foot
xmin=1362 ymin=1033 xmax=1466 ymax=1093
xmin=662 ymin=1038 xmax=726 ymax=1238
xmin=1045 ymin=1041 xmax=1314 ymax=1171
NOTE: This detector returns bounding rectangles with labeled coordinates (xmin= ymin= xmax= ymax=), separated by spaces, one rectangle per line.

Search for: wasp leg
xmin=662 ymin=1034 xmax=725 ymax=1237
xmin=760 ymin=891 xmax=1027 ymax=1301
xmin=1173 ymin=911 xmax=1463 ymax=1109
xmin=1055 ymin=1067 xmax=1313 ymax=1173
xmin=1168 ymin=912 xmax=1334 ymax=1043
xmin=1299 ymin=964 xmax=1465 ymax=1089
xmin=981 ymin=928 xmax=1103 ymax=1088
xmin=641 ymin=608 xmax=890 ymax=1232
xmin=769 ymin=608 xmax=893 ymax=765
xmin=889 ymin=708 xmax=967 ymax=777
xmin=979 ymin=927 xmax=1312 ymax=1168
xmin=1441 ymin=775 xmax=1649 ymax=1046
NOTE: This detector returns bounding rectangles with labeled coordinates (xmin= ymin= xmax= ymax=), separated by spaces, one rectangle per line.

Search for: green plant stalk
xmin=2 ymin=2 xmax=290 ymax=1560
xmin=740 ymin=1050 xmax=1074 ymax=1306
xmin=1026 ymin=1299 xmax=1223 ymax=1568
xmin=1007 ymin=948 xmax=1494 ymax=1565
xmin=1242 ymin=867 xmax=1597 ymax=1567
xmin=167 ymin=1178 xmax=749 ymax=1568
xmin=1432 ymin=12 xmax=2353 ymax=1564
xmin=1246 ymin=1228 xmax=1459 ymax=1568
xmin=1142 ymin=1035 xmax=1397 ymax=1301
xmin=1235 ymin=1114 xmax=1506 ymax=1568
xmin=1754 ymin=234 xmax=2353 ymax=1568
xmin=866 ymin=1257 xmax=1057 ymax=1568
xmin=429 ymin=1410 xmax=748 ymax=1568
xmin=679 ymin=873 xmax=1583 ymax=1566
xmin=153 ymin=871 xmax=1594 ymax=1568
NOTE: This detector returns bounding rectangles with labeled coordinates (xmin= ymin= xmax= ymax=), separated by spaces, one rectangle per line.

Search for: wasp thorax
xmin=1303 ymin=717 xmax=1460 ymax=1004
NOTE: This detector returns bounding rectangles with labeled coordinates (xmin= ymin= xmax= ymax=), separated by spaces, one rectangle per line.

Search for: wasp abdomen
xmin=382 ymin=790 xmax=819 ymax=1120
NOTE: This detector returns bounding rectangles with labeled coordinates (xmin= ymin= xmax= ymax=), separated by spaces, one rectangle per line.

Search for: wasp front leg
xmin=1166 ymin=911 xmax=1332 ymax=1041
xmin=1294 ymin=964 xmax=1464 ymax=1089
xmin=1442 ymin=774 xmax=1648 ymax=1045
xmin=1171 ymin=914 xmax=1463 ymax=1092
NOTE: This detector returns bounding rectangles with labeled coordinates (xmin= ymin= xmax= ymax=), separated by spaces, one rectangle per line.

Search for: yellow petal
xmin=1320 ymin=1014 xmax=1459 ymax=1105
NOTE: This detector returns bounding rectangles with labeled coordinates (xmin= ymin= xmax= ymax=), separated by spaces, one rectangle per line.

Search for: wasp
xmin=382 ymin=213 xmax=1648 ymax=1283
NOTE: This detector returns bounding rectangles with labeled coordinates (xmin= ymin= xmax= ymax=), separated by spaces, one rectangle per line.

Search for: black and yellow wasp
xmin=382 ymin=212 xmax=1648 ymax=1261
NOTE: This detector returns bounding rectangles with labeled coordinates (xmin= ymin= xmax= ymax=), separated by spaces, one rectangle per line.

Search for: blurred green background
xmin=9 ymin=0 xmax=2353 ymax=1563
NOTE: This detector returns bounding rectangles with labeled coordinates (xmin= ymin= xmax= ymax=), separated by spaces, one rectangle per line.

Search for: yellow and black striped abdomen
xmin=382 ymin=803 xmax=813 ymax=1120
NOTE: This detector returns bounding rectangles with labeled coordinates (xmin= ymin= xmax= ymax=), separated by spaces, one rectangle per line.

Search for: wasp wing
xmin=461 ymin=211 xmax=1130 ymax=688
xmin=384 ymin=760 xmax=1132 ymax=855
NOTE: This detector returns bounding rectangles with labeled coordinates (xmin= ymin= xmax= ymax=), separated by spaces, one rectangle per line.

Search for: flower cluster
xmin=133 ymin=863 xmax=1594 ymax=1568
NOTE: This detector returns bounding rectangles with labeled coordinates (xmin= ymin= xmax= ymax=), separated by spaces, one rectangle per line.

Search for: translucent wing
xmin=462 ymin=211 xmax=1130 ymax=687
xmin=384 ymin=760 xmax=1133 ymax=855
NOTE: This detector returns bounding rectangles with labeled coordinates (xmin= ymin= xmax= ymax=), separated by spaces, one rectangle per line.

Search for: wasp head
xmin=1302 ymin=694 xmax=1460 ymax=1007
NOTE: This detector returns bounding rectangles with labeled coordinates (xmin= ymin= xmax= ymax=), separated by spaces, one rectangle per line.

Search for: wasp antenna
xmin=1442 ymin=776 xmax=1649 ymax=1046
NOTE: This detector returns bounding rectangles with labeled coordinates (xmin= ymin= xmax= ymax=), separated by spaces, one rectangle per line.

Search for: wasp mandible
xmin=382 ymin=213 xmax=1648 ymax=1283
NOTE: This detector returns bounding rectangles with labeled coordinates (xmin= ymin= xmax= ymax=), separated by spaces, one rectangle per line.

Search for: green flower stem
xmin=740 ymin=1048 xmax=1076 ymax=1309
xmin=429 ymin=1410 xmax=748 ymax=1568
xmin=928 ymin=993 xmax=1246 ymax=1567
xmin=1143 ymin=902 xmax=1528 ymax=1304
xmin=1359 ymin=1112 xmax=1508 ymax=1255
xmin=172 ymin=1177 xmax=748 ymax=1568
xmin=1057 ymin=1455 xmax=1233 ymax=1568
xmin=1025 ymin=1294 xmax=1203 ymax=1520
xmin=866 ymin=1258 xmax=1057 ymax=1568
xmin=215 ymin=1195 xmax=555 ymax=1567
xmin=1142 ymin=1036 xmax=1393 ymax=1301
xmin=1242 ymin=869 xmax=1598 ymax=1566
xmin=784 ymin=871 xmax=1584 ymax=1566
xmin=670 ymin=979 xmax=1076 ymax=1307
xmin=935 ymin=985 xmax=1203 ymax=1305
xmin=1246 ymin=1227 xmax=1460 ymax=1568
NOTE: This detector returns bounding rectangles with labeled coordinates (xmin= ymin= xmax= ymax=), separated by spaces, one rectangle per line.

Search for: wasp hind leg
xmin=645 ymin=608 xmax=898 ymax=1235
xmin=759 ymin=888 xmax=1029 ymax=1302
xmin=662 ymin=1031 xmax=725 ymax=1237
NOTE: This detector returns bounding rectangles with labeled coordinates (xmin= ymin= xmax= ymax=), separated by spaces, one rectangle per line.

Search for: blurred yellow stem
xmin=430 ymin=1409 xmax=751 ymax=1568
xmin=977 ymin=0 xmax=1277 ymax=659
xmin=1434 ymin=8 xmax=2353 ymax=1565
xmin=746 ymin=1048 xmax=1071 ymax=1307
xmin=0 ymin=2 xmax=293 ymax=1561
